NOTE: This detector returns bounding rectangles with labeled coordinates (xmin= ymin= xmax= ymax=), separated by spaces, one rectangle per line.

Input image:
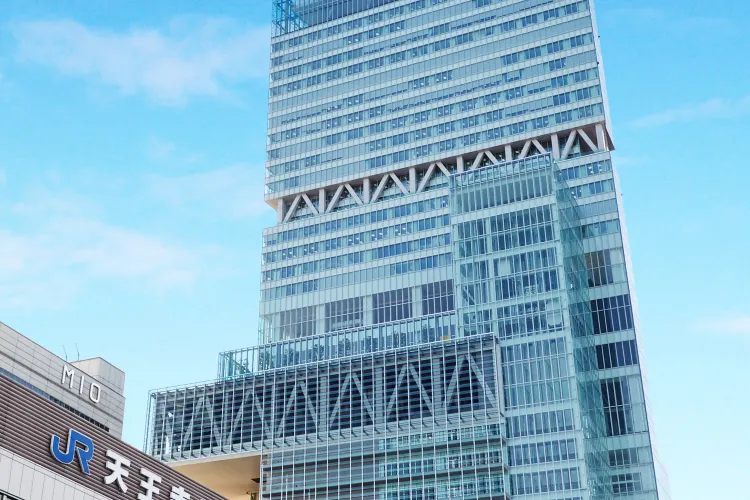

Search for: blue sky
xmin=0 ymin=1 xmax=748 ymax=498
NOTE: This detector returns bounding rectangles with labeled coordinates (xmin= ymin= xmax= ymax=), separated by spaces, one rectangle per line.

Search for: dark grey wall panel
xmin=0 ymin=374 xmax=225 ymax=500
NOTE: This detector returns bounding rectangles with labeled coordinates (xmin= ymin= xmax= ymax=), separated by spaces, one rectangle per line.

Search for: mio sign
xmin=62 ymin=366 xmax=102 ymax=404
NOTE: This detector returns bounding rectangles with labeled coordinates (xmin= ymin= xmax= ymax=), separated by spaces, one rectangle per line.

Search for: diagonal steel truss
xmin=156 ymin=343 xmax=500 ymax=455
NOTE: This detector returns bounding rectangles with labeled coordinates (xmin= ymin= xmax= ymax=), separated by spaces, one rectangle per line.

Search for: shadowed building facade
xmin=0 ymin=323 xmax=224 ymax=500
xmin=144 ymin=1 xmax=668 ymax=499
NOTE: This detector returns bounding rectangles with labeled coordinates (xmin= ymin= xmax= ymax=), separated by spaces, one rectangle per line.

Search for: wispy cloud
xmin=0 ymin=176 xmax=223 ymax=310
xmin=629 ymin=96 xmax=750 ymax=128
xmin=148 ymin=165 xmax=272 ymax=219
xmin=0 ymin=213 xmax=210 ymax=311
xmin=693 ymin=316 xmax=750 ymax=337
xmin=0 ymin=268 xmax=80 ymax=311
xmin=60 ymin=219 xmax=201 ymax=285
xmin=10 ymin=185 xmax=101 ymax=218
xmin=12 ymin=17 xmax=271 ymax=106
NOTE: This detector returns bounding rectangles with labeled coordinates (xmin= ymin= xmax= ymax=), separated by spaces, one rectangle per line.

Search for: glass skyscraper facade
xmin=144 ymin=1 xmax=668 ymax=499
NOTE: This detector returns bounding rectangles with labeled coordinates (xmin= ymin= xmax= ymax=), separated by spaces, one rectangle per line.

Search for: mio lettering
xmin=61 ymin=366 xmax=102 ymax=404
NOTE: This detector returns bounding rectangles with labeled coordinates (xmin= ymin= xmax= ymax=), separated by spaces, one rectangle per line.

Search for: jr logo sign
xmin=43 ymin=426 xmax=215 ymax=500
xmin=50 ymin=429 xmax=95 ymax=474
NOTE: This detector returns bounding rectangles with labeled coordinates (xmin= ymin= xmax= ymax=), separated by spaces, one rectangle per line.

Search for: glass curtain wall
xmin=146 ymin=0 xmax=668 ymax=497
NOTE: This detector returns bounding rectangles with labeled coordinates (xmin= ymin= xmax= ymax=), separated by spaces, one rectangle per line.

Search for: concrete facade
xmin=0 ymin=322 xmax=125 ymax=438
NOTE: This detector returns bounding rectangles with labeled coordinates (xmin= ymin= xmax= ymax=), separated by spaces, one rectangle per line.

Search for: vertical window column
xmin=373 ymin=288 xmax=413 ymax=325
xmin=279 ymin=306 xmax=317 ymax=340
xmin=325 ymin=297 xmax=364 ymax=332
xmin=421 ymin=280 xmax=455 ymax=315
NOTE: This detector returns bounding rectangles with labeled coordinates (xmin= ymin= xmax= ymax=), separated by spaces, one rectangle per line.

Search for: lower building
xmin=0 ymin=322 xmax=125 ymax=438
xmin=0 ymin=325 xmax=225 ymax=500
xmin=142 ymin=154 xmax=662 ymax=499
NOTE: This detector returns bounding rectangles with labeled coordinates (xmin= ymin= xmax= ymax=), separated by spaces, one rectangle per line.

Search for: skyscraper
xmin=145 ymin=1 xmax=668 ymax=499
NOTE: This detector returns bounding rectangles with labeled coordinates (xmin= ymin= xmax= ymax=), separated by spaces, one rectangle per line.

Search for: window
xmin=596 ymin=340 xmax=639 ymax=369
xmin=1 ymin=491 xmax=22 ymax=500
xmin=461 ymin=282 xmax=489 ymax=306
xmin=591 ymin=295 xmax=634 ymax=334
xmin=422 ymin=280 xmax=454 ymax=315
xmin=386 ymin=463 xmax=398 ymax=477
xmin=497 ymin=298 xmax=564 ymax=339
xmin=0 ymin=367 xmax=110 ymax=432
xmin=578 ymin=199 xmax=618 ymax=218
xmin=373 ymin=288 xmax=412 ymax=324
xmin=325 ymin=297 xmax=363 ymax=332
xmin=507 ymin=438 xmax=577 ymax=466
xmin=608 ymin=447 xmax=640 ymax=468
xmin=601 ymin=377 xmax=634 ymax=436
xmin=460 ymin=261 xmax=490 ymax=281
xmin=506 ymin=409 xmax=575 ymax=438
xmin=502 ymin=337 xmax=566 ymax=362
xmin=504 ymin=379 xmax=570 ymax=408
xmin=495 ymin=249 xmax=559 ymax=300
xmin=489 ymin=205 xmax=555 ymax=252
xmin=611 ymin=473 xmax=643 ymax=495
xmin=585 ymin=249 xmax=624 ymax=287
xmin=570 ymin=179 xmax=615 ymax=199
xmin=510 ymin=467 xmax=580 ymax=495
xmin=279 ymin=306 xmax=316 ymax=339
xmin=462 ymin=309 xmax=492 ymax=336
xmin=457 ymin=220 xmax=485 ymax=241
xmin=581 ymin=219 xmax=620 ymax=238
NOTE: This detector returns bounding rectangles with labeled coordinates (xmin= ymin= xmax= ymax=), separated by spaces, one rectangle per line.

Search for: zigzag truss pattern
xmin=162 ymin=350 xmax=498 ymax=452
xmin=277 ymin=123 xmax=609 ymax=223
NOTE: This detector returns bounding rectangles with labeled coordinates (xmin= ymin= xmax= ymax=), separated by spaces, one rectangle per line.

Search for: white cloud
xmin=11 ymin=186 xmax=100 ymax=218
xmin=60 ymin=219 xmax=200 ymax=286
xmin=12 ymin=18 xmax=271 ymax=106
xmin=0 ymin=161 xmax=260 ymax=310
xmin=0 ymin=179 xmax=221 ymax=310
xmin=0 ymin=217 xmax=203 ymax=303
xmin=693 ymin=316 xmax=750 ymax=337
xmin=0 ymin=271 xmax=80 ymax=311
xmin=630 ymin=96 xmax=750 ymax=128
xmin=148 ymin=165 xmax=272 ymax=218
